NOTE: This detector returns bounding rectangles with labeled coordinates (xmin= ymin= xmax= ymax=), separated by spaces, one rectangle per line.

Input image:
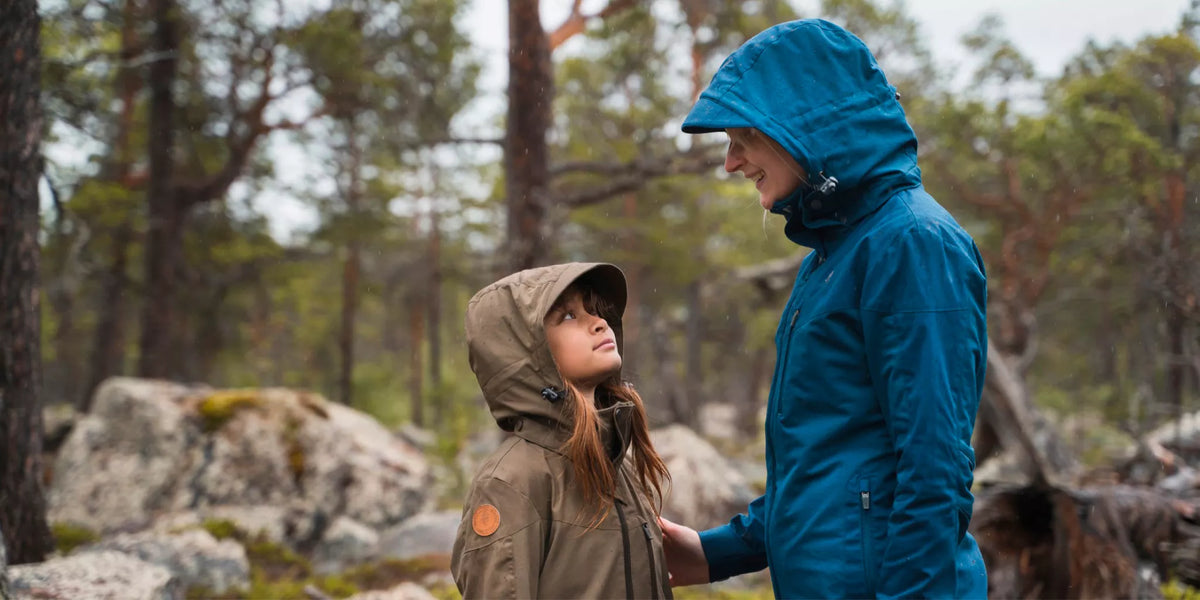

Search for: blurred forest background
xmin=31 ymin=0 xmax=1200 ymax=470
xmin=4 ymin=0 xmax=1200 ymax=596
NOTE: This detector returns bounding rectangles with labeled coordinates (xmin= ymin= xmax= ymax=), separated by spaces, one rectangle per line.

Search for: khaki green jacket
xmin=452 ymin=263 xmax=672 ymax=600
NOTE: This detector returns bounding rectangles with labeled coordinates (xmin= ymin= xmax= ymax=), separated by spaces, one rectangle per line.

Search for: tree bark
xmin=82 ymin=0 xmax=141 ymax=408
xmin=81 ymin=224 xmax=132 ymax=412
xmin=337 ymin=127 xmax=363 ymax=406
xmin=504 ymin=0 xmax=553 ymax=272
xmin=409 ymin=300 xmax=425 ymax=427
xmin=339 ymin=243 xmax=360 ymax=405
xmin=683 ymin=280 xmax=703 ymax=429
xmin=621 ymin=192 xmax=641 ymax=354
xmin=0 ymin=0 xmax=54 ymax=562
xmin=427 ymin=208 xmax=443 ymax=427
xmin=137 ymin=0 xmax=181 ymax=378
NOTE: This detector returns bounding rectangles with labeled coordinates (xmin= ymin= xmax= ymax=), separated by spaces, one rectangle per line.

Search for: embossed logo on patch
xmin=472 ymin=504 xmax=500 ymax=536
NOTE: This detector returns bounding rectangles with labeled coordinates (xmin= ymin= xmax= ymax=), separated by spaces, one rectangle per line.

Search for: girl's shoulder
xmin=468 ymin=434 xmax=562 ymax=498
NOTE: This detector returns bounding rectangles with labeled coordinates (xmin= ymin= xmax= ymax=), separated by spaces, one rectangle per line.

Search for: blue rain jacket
xmin=682 ymin=19 xmax=988 ymax=599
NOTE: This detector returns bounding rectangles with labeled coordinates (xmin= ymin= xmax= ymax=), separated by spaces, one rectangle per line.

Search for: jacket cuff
xmin=698 ymin=524 xmax=767 ymax=582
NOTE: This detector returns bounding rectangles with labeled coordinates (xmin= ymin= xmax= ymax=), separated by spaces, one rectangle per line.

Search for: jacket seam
xmin=459 ymin=520 xmax=542 ymax=553
xmin=478 ymin=440 xmax=524 ymax=479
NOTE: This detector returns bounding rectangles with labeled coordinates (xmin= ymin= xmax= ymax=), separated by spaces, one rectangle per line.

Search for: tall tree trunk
xmin=83 ymin=0 xmax=141 ymax=407
xmin=137 ymin=0 xmax=181 ymax=379
xmin=81 ymin=225 xmax=132 ymax=412
xmin=46 ymin=217 xmax=83 ymax=404
xmin=409 ymin=300 xmax=425 ymax=427
xmin=339 ymin=241 xmax=360 ymax=405
xmin=683 ymin=280 xmax=703 ymax=429
xmin=504 ymin=0 xmax=553 ymax=272
xmin=0 ymin=0 xmax=54 ymax=562
xmin=1164 ymin=170 xmax=1187 ymax=428
xmin=427 ymin=208 xmax=443 ymax=427
xmin=742 ymin=346 xmax=771 ymax=436
xmin=621 ymin=192 xmax=641 ymax=355
xmin=337 ymin=123 xmax=364 ymax=405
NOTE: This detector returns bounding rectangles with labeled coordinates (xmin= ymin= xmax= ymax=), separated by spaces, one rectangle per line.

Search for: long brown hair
xmin=549 ymin=282 xmax=671 ymax=525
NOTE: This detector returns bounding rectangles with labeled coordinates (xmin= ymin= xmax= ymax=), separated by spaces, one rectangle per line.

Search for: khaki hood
xmin=465 ymin=262 xmax=626 ymax=431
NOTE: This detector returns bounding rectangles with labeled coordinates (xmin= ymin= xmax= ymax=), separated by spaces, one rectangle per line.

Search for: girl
xmin=451 ymin=262 xmax=673 ymax=599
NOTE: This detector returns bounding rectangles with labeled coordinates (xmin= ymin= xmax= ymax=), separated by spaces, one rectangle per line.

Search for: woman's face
xmin=724 ymin=128 xmax=807 ymax=210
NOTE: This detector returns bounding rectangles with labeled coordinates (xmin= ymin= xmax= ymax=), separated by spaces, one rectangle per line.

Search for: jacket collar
xmin=513 ymin=399 xmax=635 ymax=463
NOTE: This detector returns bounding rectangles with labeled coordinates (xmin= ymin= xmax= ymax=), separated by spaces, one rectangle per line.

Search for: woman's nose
xmin=724 ymin=145 xmax=744 ymax=173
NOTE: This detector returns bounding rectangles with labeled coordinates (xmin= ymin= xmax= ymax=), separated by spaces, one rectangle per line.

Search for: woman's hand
xmin=658 ymin=516 xmax=709 ymax=587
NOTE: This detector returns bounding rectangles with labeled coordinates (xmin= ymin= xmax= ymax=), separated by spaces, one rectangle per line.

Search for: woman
xmin=452 ymin=262 xmax=672 ymax=599
xmin=659 ymin=19 xmax=990 ymax=599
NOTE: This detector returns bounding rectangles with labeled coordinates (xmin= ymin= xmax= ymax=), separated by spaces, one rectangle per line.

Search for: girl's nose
xmin=591 ymin=316 xmax=608 ymax=333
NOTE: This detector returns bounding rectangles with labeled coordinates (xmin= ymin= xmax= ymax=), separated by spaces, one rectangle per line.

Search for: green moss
xmin=314 ymin=574 xmax=360 ymax=598
xmin=340 ymin=556 xmax=452 ymax=591
xmin=673 ymin=585 xmax=776 ymax=600
xmin=184 ymin=585 xmax=216 ymax=600
xmin=1164 ymin=579 xmax=1200 ymax=600
xmin=283 ymin=414 xmax=306 ymax=484
xmin=246 ymin=575 xmax=309 ymax=599
xmin=245 ymin=538 xmax=312 ymax=581
xmin=428 ymin=581 xmax=463 ymax=600
xmin=51 ymin=522 xmax=99 ymax=554
xmin=198 ymin=390 xmax=264 ymax=432
xmin=200 ymin=518 xmax=241 ymax=541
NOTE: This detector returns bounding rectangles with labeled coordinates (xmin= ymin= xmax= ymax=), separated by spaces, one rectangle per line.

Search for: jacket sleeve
xmin=698 ymin=494 xmax=770 ymax=581
xmin=451 ymin=476 xmax=546 ymax=599
xmin=860 ymin=221 xmax=987 ymax=599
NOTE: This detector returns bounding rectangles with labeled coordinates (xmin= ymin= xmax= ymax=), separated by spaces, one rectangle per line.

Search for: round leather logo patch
xmin=472 ymin=504 xmax=500 ymax=537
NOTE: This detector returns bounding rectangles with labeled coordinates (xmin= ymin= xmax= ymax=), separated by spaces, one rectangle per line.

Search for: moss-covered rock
xmin=200 ymin=518 xmax=241 ymax=541
xmin=50 ymin=522 xmax=99 ymax=554
xmin=198 ymin=390 xmax=264 ymax=432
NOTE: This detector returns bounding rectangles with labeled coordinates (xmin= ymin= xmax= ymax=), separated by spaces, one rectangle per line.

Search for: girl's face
xmin=544 ymin=289 xmax=621 ymax=388
xmin=724 ymin=127 xmax=807 ymax=209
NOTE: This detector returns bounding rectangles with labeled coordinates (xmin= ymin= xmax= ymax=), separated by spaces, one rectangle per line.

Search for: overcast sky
xmin=248 ymin=0 xmax=1198 ymax=238
xmin=50 ymin=1 xmax=1191 ymax=239
xmin=463 ymin=0 xmax=1191 ymax=97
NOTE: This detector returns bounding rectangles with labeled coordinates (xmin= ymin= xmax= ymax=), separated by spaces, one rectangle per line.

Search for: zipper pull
xmin=790 ymin=309 xmax=800 ymax=327
xmin=860 ymin=491 xmax=870 ymax=510
xmin=642 ymin=522 xmax=652 ymax=540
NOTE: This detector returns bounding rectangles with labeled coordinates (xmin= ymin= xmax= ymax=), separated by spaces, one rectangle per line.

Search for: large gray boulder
xmin=312 ymin=516 xmax=379 ymax=574
xmin=7 ymin=551 xmax=181 ymax=600
xmin=651 ymin=425 xmax=757 ymax=530
xmin=81 ymin=529 xmax=248 ymax=594
xmin=50 ymin=377 xmax=431 ymax=536
xmin=375 ymin=510 xmax=461 ymax=562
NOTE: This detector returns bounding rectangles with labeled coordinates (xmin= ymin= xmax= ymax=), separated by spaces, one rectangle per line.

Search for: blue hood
xmin=683 ymin=19 xmax=921 ymax=248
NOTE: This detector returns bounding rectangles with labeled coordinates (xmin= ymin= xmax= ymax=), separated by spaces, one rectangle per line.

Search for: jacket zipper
xmin=859 ymin=480 xmax=876 ymax=593
xmin=774 ymin=254 xmax=822 ymax=418
xmin=615 ymin=501 xmax=634 ymax=599
xmin=642 ymin=522 xmax=660 ymax=600
xmin=762 ymin=251 xmax=825 ymax=594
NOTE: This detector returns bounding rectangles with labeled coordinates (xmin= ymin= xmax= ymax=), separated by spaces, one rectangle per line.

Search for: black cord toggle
xmin=541 ymin=387 xmax=565 ymax=403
